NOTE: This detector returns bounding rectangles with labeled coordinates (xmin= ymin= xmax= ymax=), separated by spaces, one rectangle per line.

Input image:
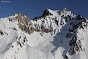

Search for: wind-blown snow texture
xmin=0 ymin=8 xmax=88 ymax=59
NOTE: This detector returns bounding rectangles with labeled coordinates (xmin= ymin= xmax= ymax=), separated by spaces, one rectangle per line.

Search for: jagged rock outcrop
xmin=16 ymin=13 xmax=31 ymax=26
xmin=42 ymin=8 xmax=53 ymax=17
xmin=59 ymin=8 xmax=68 ymax=15
xmin=33 ymin=9 xmax=53 ymax=20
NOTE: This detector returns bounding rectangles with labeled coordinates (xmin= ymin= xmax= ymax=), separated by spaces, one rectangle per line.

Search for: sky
xmin=0 ymin=0 xmax=88 ymax=19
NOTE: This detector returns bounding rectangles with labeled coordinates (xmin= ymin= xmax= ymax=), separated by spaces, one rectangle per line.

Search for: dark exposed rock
xmin=18 ymin=23 xmax=24 ymax=31
xmin=15 ymin=13 xmax=23 ymax=23
xmin=75 ymin=43 xmax=79 ymax=51
xmin=41 ymin=28 xmax=53 ymax=33
xmin=59 ymin=8 xmax=68 ymax=15
xmin=70 ymin=48 xmax=76 ymax=55
xmin=18 ymin=23 xmax=34 ymax=34
xmin=64 ymin=55 xmax=68 ymax=59
xmin=23 ymin=37 xmax=28 ymax=42
xmin=40 ymin=33 xmax=43 ymax=36
xmin=77 ymin=14 xmax=82 ymax=20
xmin=68 ymin=28 xmax=74 ymax=32
xmin=55 ymin=20 xmax=58 ymax=25
xmin=70 ymin=22 xmax=73 ymax=25
xmin=0 ymin=30 xmax=4 ymax=35
xmin=33 ymin=17 xmax=40 ymax=21
xmin=13 ymin=13 xmax=18 ymax=16
xmin=9 ymin=18 xmax=13 ymax=21
xmin=68 ymin=36 xmax=85 ymax=55
xmin=34 ymin=27 xmax=53 ymax=33
xmin=69 ymin=37 xmax=76 ymax=46
xmin=17 ymin=41 xmax=22 ymax=48
xmin=33 ymin=9 xmax=53 ymax=21
xmin=12 ymin=28 xmax=17 ymax=31
xmin=15 ymin=13 xmax=31 ymax=26
xmin=25 ymin=27 xmax=35 ymax=34
xmin=11 ymin=45 xmax=14 ymax=48
xmin=64 ymin=15 xmax=72 ymax=21
xmin=66 ymin=33 xmax=72 ymax=38
xmin=42 ymin=9 xmax=53 ymax=17
xmin=66 ymin=33 xmax=69 ymax=38
xmin=84 ymin=18 xmax=88 ymax=23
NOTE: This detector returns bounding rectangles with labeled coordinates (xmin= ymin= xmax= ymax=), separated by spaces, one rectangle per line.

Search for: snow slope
xmin=0 ymin=8 xmax=88 ymax=59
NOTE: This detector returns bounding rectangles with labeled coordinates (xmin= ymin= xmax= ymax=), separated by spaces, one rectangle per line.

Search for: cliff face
xmin=0 ymin=8 xmax=88 ymax=59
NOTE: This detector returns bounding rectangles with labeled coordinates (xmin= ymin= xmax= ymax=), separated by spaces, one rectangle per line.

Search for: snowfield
xmin=0 ymin=8 xmax=88 ymax=59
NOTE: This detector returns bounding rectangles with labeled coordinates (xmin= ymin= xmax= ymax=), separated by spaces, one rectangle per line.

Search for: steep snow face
xmin=0 ymin=8 xmax=88 ymax=59
xmin=47 ymin=9 xmax=59 ymax=16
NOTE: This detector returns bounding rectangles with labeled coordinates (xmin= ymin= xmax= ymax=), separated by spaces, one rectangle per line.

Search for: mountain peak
xmin=42 ymin=8 xmax=53 ymax=17
xmin=33 ymin=8 xmax=59 ymax=20
xmin=61 ymin=8 xmax=68 ymax=12
xmin=59 ymin=8 xmax=68 ymax=15
xmin=42 ymin=8 xmax=59 ymax=17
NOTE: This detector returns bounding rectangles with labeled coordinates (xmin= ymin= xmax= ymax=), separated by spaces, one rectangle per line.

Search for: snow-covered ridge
xmin=0 ymin=8 xmax=88 ymax=59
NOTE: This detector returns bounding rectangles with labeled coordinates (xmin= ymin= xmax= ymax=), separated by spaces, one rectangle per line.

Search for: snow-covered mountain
xmin=0 ymin=8 xmax=88 ymax=59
